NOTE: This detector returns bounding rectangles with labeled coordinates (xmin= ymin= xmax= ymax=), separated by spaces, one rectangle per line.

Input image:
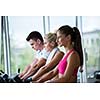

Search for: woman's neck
xmin=64 ymin=44 xmax=73 ymax=52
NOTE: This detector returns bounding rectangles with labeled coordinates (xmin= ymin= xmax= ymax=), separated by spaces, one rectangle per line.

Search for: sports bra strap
xmin=66 ymin=49 xmax=74 ymax=59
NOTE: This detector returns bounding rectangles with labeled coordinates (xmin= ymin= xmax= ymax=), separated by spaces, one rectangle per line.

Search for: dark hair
xmin=26 ymin=31 xmax=44 ymax=43
xmin=57 ymin=25 xmax=83 ymax=66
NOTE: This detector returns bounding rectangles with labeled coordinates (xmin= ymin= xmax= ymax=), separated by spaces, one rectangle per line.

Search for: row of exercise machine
xmin=0 ymin=69 xmax=100 ymax=83
xmin=0 ymin=69 xmax=32 ymax=83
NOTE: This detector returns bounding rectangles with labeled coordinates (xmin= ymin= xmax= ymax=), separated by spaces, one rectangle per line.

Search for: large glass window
xmin=8 ymin=16 xmax=44 ymax=75
xmin=0 ymin=17 xmax=5 ymax=71
xmin=82 ymin=16 xmax=100 ymax=79
xmin=49 ymin=16 xmax=76 ymax=32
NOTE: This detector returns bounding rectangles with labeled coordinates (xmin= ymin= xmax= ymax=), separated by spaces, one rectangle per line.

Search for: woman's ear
xmin=66 ymin=34 xmax=71 ymax=40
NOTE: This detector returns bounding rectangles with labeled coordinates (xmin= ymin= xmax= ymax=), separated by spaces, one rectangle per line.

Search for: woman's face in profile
xmin=44 ymin=38 xmax=51 ymax=52
xmin=56 ymin=31 xmax=66 ymax=47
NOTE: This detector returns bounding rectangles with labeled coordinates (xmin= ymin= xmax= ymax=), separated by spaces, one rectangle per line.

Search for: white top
xmin=46 ymin=47 xmax=59 ymax=64
xmin=36 ymin=48 xmax=50 ymax=60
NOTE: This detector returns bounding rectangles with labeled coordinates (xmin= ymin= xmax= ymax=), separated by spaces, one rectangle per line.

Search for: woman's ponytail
xmin=72 ymin=27 xmax=83 ymax=66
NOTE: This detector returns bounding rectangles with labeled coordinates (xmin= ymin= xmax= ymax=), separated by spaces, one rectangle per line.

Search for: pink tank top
xmin=58 ymin=49 xmax=78 ymax=76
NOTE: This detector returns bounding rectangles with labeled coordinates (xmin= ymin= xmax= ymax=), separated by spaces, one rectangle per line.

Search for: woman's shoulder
xmin=69 ymin=50 xmax=79 ymax=58
xmin=68 ymin=50 xmax=80 ymax=65
xmin=73 ymin=50 xmax=79 ymax=57
xmin=56 ymin=50 xmax=65 ymax=57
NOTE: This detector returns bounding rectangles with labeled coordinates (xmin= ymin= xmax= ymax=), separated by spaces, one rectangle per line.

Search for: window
xmin=87 ymin=39 xmax=89 ymax=45
xmin=91 ymin=38 xmax=94 ymax=45
xmin=8 ymin=16 xmax=44 ymax=75
xmin=82 ymin=16 xmax=100 ymax=78
xmin=49 ymin=16 xmax=76 ymax=32
xmin=0 ymin=17 xmax=5 ymax=72
xmin=96 ymin=38 xmax=100 ymax=45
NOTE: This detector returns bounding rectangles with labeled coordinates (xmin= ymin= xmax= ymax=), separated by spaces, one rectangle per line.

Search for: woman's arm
xmin=47 ymin=52 xmax=80 ymax=83
xmin=45 ymin=51 xmax=64 ymax=70
xmin=32 ymin=51 xmax=64 ymax=81
xmin=34 ymin=67 xmax=58 ymax=83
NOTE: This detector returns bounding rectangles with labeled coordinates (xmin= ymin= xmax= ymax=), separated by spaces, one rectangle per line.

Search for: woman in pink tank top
xmin=36 ymin=25 xmax=83 ymax=83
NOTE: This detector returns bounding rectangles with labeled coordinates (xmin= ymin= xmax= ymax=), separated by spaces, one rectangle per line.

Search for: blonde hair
xmin=44 ymin=33 xmax=58 ymax=47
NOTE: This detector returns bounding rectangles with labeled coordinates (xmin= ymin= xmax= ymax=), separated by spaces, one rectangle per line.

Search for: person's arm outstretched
xmin=19 ymin=58 xmax=38 ymax=78
xmin=32 ymin=51 xmax=64 ymax=81
xmin=20 ymin=58 xmax=46 ymax=80
xmin=34 ymin=67 xmax=58 ymax=83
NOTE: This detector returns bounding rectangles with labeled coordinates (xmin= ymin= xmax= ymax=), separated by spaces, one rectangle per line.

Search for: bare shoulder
xmin=56 ymin=50 xmax=64 ymax=56
xmin=51 ymin=50 xmax=64 ymax=61
xmin=68 ymin=50 xmax=79 ymax=58
xmin=73 ymin=51 xmax=80 ymax=58
xmin=69 ymin=51 xmax=80 ymax=66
